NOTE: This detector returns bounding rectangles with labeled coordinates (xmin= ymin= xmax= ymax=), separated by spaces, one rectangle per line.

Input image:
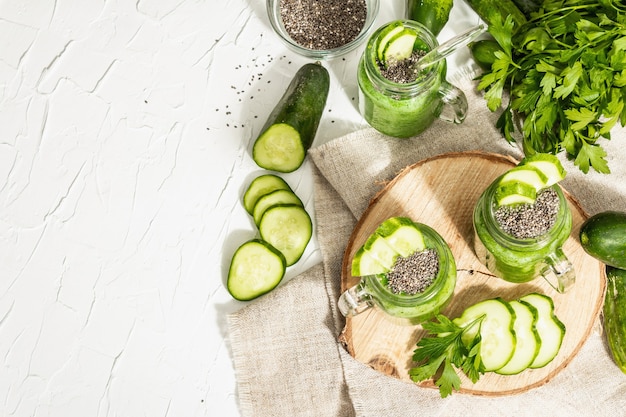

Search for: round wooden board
xmin=339 ymin=151 xmax=606 ymax=395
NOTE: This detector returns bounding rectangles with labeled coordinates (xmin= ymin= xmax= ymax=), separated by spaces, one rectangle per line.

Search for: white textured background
xmin=0 ymin=0 xmax=479 ymax=415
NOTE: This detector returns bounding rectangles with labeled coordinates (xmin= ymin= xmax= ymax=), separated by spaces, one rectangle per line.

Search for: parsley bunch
xmin=477 ymin=0 xmax=626 ymax=173
xmin=409 ymin=314 xmax=484 ymax=398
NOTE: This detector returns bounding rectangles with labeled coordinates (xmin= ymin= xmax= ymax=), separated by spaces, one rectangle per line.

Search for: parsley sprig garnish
xmin=476 ymin=0 xmax=626 ymax=174
xmin=409 ymin=314 xmax=485 ymax=398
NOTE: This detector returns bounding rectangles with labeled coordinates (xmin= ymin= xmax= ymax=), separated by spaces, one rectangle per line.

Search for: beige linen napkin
xmin=228 ymin=76 xmax=626 ymax=417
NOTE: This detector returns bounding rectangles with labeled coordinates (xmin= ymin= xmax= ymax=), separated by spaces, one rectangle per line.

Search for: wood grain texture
xmin=339 ymin=151 xmax=606 ymax=395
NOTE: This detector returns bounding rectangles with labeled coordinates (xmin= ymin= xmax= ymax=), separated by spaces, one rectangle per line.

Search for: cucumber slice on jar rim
xmin=363 ymin=234 xmax=400 ymax=269
xmin=351 ymin=216 xmax=428 ymax=277
xmin=352 ymin=246 xmax=388 ymax=276
xmin=494 ymin=181 xmax=537 ymax=206
xmin=494 ymin=153 xmax=567 ymax=207
xmin=376 ymin=22 xmax=405 ymax=61
xmin=374 ymin=217 xmax=426 ymax=257
xmin=499 ymin=165 xmax=548 ymax=191
xmin=382 ymin=29 xmax=418 ymax=65
xmin=519 ymin=153 xmax=566 ymax=186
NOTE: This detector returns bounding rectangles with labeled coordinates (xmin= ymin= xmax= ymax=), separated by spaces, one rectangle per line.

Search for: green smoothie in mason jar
xmin=357 ymin=20 xmax=468 ymax=138
xmin=473 ymin=154 xmax=576 ymax=293
xmin=338 ymin=217 xmax=457 ymax=325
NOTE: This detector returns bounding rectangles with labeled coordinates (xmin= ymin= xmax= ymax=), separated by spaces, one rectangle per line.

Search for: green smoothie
xmin=358 ymin=224 xmax=457 ymax=324
xmin=473 ymin=183 xmax=573 ymax=284
xmin=357 ymin=20 xmax=466 ymax=138
xmin=357 ymin=60 xmax=444 ymax=138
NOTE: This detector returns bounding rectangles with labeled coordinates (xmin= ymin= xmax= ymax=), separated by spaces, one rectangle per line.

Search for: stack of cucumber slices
xmin=227 ymin=174 xmax=312 ymax=301
xmin=351 ymin=216 xmax=427 ymax=277
xmin=411 ymin=293 xmax=566 ymax=397
xmin=454 ymin=293 xmax=565 ymax=375
xmin=494 ymin=153 xmax=567 ymax=206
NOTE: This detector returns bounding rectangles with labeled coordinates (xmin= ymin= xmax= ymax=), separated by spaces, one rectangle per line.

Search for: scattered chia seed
xmin=386 ymin=248 xmax=439 ymax=295
xmin=494 ymin=188 xmax=560 ymax=239
xmin=279 ymin=0 xmax=367 ymax=50
xmin=379 ymin=50 xmax=427 ymax=84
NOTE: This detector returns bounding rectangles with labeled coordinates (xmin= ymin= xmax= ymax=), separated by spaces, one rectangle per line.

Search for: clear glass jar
xmin=473 ymin=178 xmax=576 ymax=293
xmin=338 ymin=223 xmax=457 ymax=325
xmin=357 ymin=20 xmax=467 ymax=138
xmin=266 ymin=0 xmax=380 ymax=60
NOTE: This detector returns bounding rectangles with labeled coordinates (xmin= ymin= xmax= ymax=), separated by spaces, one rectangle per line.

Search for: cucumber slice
xmin=519 ymin=153 xmax=566 ymax=186
xmin=499 ymin=165 xmax=548 ymax=191
xmin=374 ymin=217 xmax=426 ymax=257
xmin=496 ymin=300 xmax=541 ymax=375
xmin=376 ymin=22 xmax=405 ymax=61
xmin=382 ymin=29 xmax=418 ymax=65
xmin=253 ymin=124 xmax=305 ymax=173
xmin=363 ymin=234 xmax=400 ymax=269
xmin=351 ymin=246 xmax=388 ymax=276
xmin=519 ymin=293 xmax=565 ymax=369
xmin=454 ymin=298 xmax=517 ymax=372
xmin=494 ymin=181 xmax=537 ymax=206
xmin=252 ymin=189 xmax=303 ymax=226
xmin=227 ymin=239 xmax=286 ymax=301
xmin=258 ymin=204 xmax=312 ymax=266
xmin=243 ymin=174 xmax=292 ymax=215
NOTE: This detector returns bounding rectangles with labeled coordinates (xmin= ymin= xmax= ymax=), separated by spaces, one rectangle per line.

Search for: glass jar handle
xmin=541 ymin=248 xmax=576 ymax=293
xmin=437 ymin=82 xmax=468 ymax=124
xmin=338 ymin=282 xmax=373 ymax=317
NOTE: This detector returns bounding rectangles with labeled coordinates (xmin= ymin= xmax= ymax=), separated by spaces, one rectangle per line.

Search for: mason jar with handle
xmin=357 ymin=20 xmax=468 ymax=138
xmin=338 ymin=223 xmax=457 ymax=325
xmin=473 ymin=179 xmax=576 ymax=293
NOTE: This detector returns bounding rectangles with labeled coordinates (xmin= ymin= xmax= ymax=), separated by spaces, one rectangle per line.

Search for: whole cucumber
xmin=469 ymin=39 xmax=503 ymax=70
xmin=580 ymin=211 xmax=626 ymax=269
xmin=604 ymin=266 xmax=626 ymax=374
xmin=406 ymin=0 xmax=453 ymax=36
xmin=252 ymin=62 xmax=330 ymax=173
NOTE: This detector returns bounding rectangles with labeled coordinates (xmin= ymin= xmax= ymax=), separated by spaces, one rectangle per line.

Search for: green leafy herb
xmin=409 ymin=314 xmax=484 ymax=398
xmin=476 ymin=0 xmax=626 ymax=174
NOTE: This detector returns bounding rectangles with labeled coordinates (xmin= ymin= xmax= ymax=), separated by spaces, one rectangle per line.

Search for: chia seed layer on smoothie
xmin=494 ymin=188 xmax=560 ymax=239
